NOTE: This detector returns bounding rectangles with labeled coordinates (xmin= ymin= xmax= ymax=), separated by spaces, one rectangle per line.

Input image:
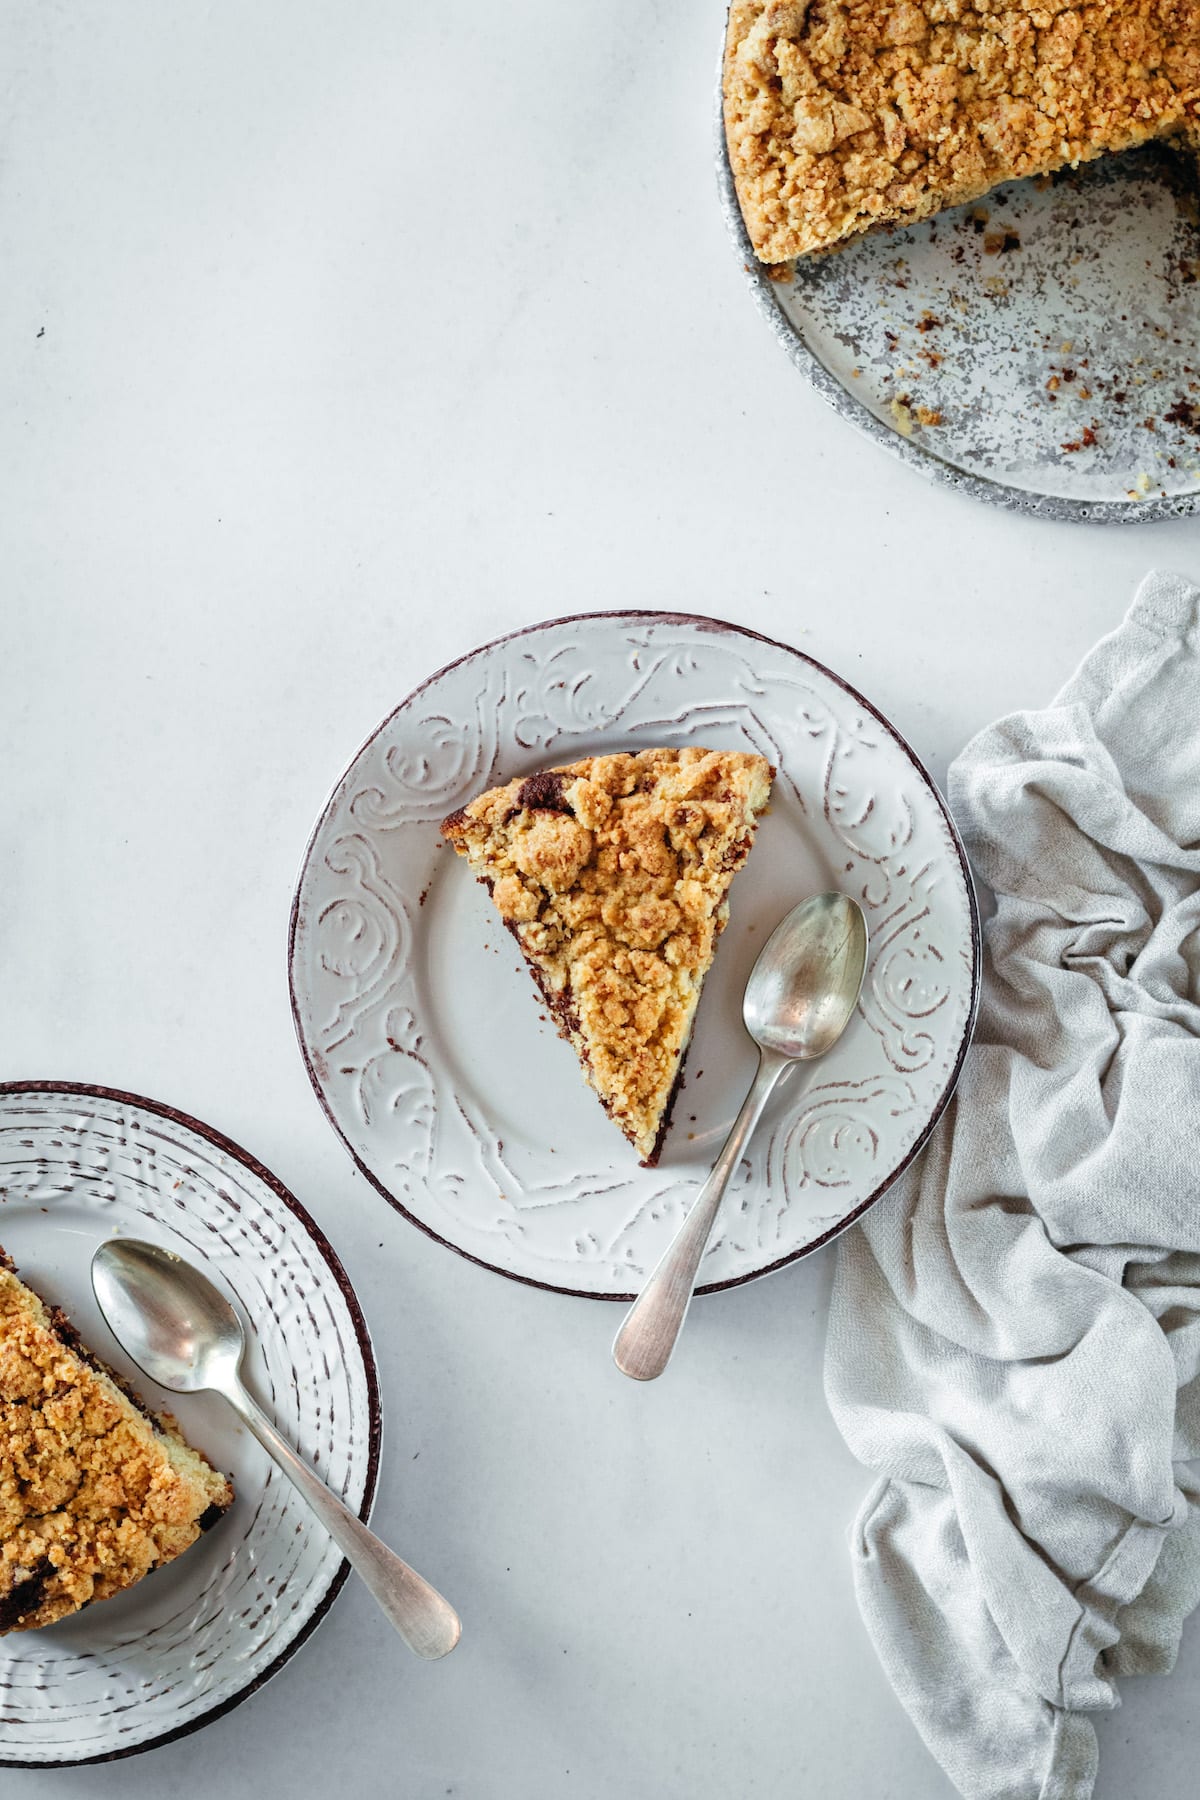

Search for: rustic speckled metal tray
xmin=717 ymin=80 xmax=1200 ymax=523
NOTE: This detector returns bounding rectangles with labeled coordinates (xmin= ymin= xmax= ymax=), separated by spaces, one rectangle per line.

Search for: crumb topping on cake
xmin=0 ymin=1251 xmax=232 ymax=1634
xmin=442 ymin=747 xmax=773 ymax=1163
xmin=724 ymin=0 xmax=1200 ymax=262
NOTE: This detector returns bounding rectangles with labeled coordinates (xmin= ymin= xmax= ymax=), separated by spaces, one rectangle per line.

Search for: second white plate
xmin=0 ymin=1083 xmax=379 ymax=1765
xmin=290 ymin=611 xmax=979 ymax=1299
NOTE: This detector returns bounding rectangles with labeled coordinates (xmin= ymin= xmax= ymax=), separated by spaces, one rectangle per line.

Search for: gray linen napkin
xmin=825 ymin=570 xmax=1200 ymax=1800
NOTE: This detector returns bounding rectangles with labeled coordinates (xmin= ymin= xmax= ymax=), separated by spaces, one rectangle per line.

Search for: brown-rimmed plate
xmin=0 ymin=1082 xmax=380 ymax=1766
xmin=289 ymin=611 xmax=980 ymax=1299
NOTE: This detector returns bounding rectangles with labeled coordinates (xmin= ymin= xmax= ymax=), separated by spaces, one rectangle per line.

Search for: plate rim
xmin=713 ymin=36 xmax=1200 ymax=526
xmin=288 ymin=607 xmax=983 ymax=1301
xmin=0 ymin=1078 xmax=382 ymax=1769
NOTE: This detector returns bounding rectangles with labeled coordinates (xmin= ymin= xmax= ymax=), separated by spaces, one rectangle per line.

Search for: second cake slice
xmin=442 ymin=746 xmax=773 ymax=1164
xmin=1 ymin=1247 xmax=233 ymax=1635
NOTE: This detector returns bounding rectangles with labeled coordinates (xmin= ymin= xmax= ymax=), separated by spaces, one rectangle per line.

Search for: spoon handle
xmin=223 ymin=1381 xmax=461 ymax=1659
xmin=613 ymin=1048 xmax=791 ymax=1380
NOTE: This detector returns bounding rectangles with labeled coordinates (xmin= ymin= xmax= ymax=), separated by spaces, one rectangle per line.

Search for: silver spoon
xmin=613 ymin=891 xmax=869 ymax=1381
xmin=91 ymin=1238 xmax=461 ymax=1659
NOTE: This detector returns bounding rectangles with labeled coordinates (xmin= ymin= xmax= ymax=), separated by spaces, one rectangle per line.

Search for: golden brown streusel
xmin=0 ymin=1250 xmax=232 ymax=1634
xmin=724 ymin=0 xmax=1200 ymax=262
xmin=442 ymin=748 xmax=773 ymax=1163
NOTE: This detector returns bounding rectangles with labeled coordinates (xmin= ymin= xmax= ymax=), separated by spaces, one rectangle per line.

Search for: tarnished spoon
xmin=92 ymin=1238 xmax=461 ymax=1659
xmin=613 ymin=891 xmax=869 ymax=1381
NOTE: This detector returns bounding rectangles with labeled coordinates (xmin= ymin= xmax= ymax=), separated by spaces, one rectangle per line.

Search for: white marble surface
xmin=2 ymin=2 xmax=1197 ymax=1795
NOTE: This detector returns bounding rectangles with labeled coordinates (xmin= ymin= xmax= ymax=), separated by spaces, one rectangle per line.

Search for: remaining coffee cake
xmin=724 ymin=0 xmax=1200 ymax=262
xmin=0 ymin=1247 xmax=232 ymax=1634
xmin=442 ymin=747 xmax=773 ymax=1164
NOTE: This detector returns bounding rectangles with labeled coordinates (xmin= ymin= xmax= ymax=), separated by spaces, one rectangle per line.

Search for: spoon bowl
xmin=744 ymin=890 xmax=869 ymax=1060
xmin=92 ymin=1239 xmax=243 ymax=1394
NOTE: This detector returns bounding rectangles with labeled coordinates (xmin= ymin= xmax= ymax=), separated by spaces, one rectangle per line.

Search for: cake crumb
xmin=890 ymin=397 xmax=914 ymax=436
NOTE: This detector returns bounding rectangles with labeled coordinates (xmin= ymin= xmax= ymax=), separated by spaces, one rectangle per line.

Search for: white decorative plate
xmin=0 ymin=1083 xmax=379 ymax=1766
xmin=290 ymin=612 xmax=979 ymax=1299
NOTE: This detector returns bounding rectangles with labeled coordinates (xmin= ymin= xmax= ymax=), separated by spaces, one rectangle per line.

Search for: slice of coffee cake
xmin=724 ymin=0 xmax=1200 ymax=263
xmin=0 ymin=1247 xmax=232 ymax=1634
xmin=442 ymin=747 xmax=773 ymax=1164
